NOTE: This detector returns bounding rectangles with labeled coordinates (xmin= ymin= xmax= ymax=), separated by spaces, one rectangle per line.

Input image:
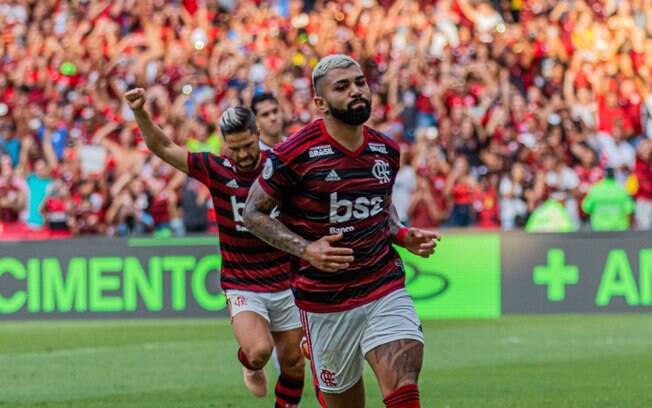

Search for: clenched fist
xmin=124 ymin=88 xmax=146 ymax=111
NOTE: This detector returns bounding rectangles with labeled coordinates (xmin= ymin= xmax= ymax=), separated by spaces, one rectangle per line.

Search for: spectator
xmin=392 ymin=145 xmax=417 ymax=225
xmin=526 ymin=199 xmax=576 ymax=233
xmin=69 ymin=178 xmax=107 ymax=235
xmin=499 ymin=162 xmax=529 ymax=229
xmin=582 ymin=167 xmax=635 ymax=231
xmin=541 ymin=153 xmax=581 ymax=228
xmin=407 ymin=175 xmax=446 ymax=229
xmin=445 ymin=156 xmax=478 ymax=227
xmin=1 ymin=0 xmax=651 ymax=237
xmin=186 ymin=122 xmax=222 ymax=155
xmin=0 ymin=121 xmax=20 ymax=167
xmin=594 ymin=120 xmax=636 ymax=185
xmin=572 ymin=143 xmax=604 ymax=227
xmin=180 ymin=177 xmax=211 ymax=234
xmin=105 ymin=175 xmax=154 ymax=236
xmin=474 ymin=173 xmax=500 ymax=229
xmin=0 ymin=154 xmax=26 ymax=225
xmin=20 ymin=137 xmax=57 ymax=230
xmin=633 ymin=140 xmax=652 ymax=230
xmin=41 ymin=179 xmax=73 ymax=235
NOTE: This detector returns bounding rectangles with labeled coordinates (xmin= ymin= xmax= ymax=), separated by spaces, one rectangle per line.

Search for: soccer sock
xmin=383 ymin=384 xmax=420 ymax=408
xmin=274 ymin=371 xmax=304 ymax=408
xmin=237 ymin=348 xmax=262 ymax=371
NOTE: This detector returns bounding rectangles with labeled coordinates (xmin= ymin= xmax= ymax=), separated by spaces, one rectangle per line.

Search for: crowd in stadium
xmin=1 ymin=0 xmax=651 ymax=239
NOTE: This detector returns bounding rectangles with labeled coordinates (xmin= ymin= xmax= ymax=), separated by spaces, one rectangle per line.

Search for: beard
xmin=235 ymin=155 xmax=258 ymax=171
xmin=328 ymin=97 xmax=372 ymax=126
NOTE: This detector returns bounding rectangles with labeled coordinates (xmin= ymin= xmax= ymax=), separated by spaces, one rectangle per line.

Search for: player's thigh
xmin=268 ymin=289 xmax=302 ymax=333
xmin=362 ymin=289 xmax=424 ymax=396
xmin=227 ymin=290 xmax=274 ymax=355
xmin=300 ymin=308 xmax=366 ymax=395
xmin=321 ymin=377 xmax=365 ymax=408
xmin=232 ymin=312 xmax=274 ymax=357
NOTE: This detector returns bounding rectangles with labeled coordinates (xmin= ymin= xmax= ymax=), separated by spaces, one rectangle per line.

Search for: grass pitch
xmin=1 ymin=315 xmax=652 ymax=407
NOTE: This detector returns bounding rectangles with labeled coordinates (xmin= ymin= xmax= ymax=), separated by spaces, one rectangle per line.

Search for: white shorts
xmin=299 ymin=288 xmax=424 ymax=393
xmin=225 ymin=289 xmax=302 ymax=332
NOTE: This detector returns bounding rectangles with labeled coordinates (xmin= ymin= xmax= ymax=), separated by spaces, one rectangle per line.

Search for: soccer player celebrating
xmin=125 ymin=89 xmax=306 ymax=408
xmin=243 ymin=55 xmax=440 ymax=408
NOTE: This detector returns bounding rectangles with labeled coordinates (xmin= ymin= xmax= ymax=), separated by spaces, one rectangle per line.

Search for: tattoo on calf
xmin=370 ymin=340 xmax=423 ymax=382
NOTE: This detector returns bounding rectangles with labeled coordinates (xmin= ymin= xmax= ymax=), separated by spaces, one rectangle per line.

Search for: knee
xmin=243 ymin=344 xmax=273 ymax=369
xmin=280 ymin=349 xmax=305 ymax=375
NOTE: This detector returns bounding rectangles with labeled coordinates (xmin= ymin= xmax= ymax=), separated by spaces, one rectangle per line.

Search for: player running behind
xmin=125 ymin=88 xmax=306 ymax=408
xmin=252 ymin=92 xmax=287 ymax=151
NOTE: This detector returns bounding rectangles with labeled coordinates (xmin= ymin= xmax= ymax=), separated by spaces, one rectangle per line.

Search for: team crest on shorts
xmin=320 ymin=369 xmax=337 ymax=387
xmin=233 ymin=295 xmax=247 ymax=307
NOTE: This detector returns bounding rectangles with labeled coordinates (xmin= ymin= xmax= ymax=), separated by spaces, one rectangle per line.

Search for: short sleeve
xmin=187 ymin=152 xmax=212 ymax=186
xmin=257 ymin=152 xmax=297 ymax=201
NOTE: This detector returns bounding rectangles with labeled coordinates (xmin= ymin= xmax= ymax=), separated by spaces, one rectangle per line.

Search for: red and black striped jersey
xmin=187 ymin=150 xmax=291 ymax=292
xmin=258 ymin=119 xmax=404 ymax=312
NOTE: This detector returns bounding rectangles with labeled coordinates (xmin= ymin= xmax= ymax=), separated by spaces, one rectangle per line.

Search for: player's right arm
xmin=243 ymin=180 xmax=354 ymax=273
xmin=124 ymin=88 xmax=189 ymax=173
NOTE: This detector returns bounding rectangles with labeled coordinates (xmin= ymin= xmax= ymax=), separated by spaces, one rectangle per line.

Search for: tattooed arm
xmin=244 ymin=180 xmax=354 ymax=272
xmin=243 ymin=180 xmax=309 ymax=258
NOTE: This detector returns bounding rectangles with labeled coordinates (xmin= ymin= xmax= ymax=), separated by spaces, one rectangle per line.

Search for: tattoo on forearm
xmin=244 ymin=184 xmax=309 ymax=258
xmin=369 ymin=339 xmax=423 ymax=383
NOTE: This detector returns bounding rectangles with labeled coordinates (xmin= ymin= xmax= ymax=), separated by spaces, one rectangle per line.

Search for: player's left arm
xmin=387 ymin=197 xmax=441 ymax=258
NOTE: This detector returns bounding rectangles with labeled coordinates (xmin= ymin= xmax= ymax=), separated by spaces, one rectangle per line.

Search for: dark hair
xmin=250 ymin=92 xmax=278 ymax=115
xmin=219 ymin=106 xmax=257 ymax=138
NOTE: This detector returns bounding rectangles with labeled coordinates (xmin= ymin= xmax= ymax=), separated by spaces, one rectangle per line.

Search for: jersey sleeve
xmin=187 ymin=152 xmax=212 ymax=186
xmin=257 ymin=151 xmax=297 ymax=202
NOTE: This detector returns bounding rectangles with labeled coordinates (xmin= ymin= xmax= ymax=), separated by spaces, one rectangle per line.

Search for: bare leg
xmin=271 ymin=328 xmax=305 ymax=378
xmin=321 ymin=377 xmax=365 ymax=408
xmin=232 ymin=311 xmax=274 ymax=397
xmin=366 ymin=339 xmax=423 ymax=397
xmin=271 ymin=328 xmax=306 ymax=407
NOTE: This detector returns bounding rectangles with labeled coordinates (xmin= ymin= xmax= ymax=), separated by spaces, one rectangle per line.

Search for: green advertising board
xmin=2 ymin=231 xmax=650 ymax=319
xmin=0 ymin=235 xmax=502 ymax=319
xmin=0 ymin=237 xmax=226 ymax=319
xmin=397 ymin=234 xmax=501 ymax=319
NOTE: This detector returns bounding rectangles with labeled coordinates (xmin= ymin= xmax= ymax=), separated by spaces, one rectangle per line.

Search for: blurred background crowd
xmin=1 ymin=0 xmax=651 ymax=239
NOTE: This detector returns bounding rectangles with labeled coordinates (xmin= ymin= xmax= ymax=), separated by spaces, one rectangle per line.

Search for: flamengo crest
xmin=372 ymin=160 xmax=391 ymax=184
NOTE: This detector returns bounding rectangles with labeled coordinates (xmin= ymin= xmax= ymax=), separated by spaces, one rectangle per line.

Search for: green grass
xmin=2 ymin=316 xmax=652 ymax=407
